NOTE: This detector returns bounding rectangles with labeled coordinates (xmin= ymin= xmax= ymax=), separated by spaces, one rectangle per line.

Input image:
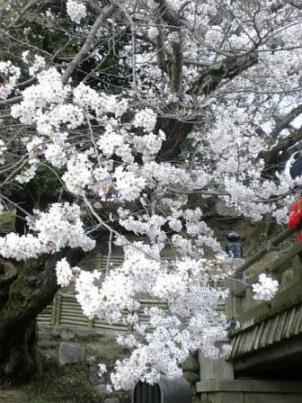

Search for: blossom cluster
xmin=22 ymin=52 xmax=46 ymax=76
xmin=56 ymin=258 xmax=79 ymax=288
xmin=72 ymin=250 xmax=228 ymax=389
xmin=252 ymin=273 xmax=279 ymax=301
xmin=0 ymin=60 xmax=21 ymax=99
xmin=0 ymin=203 xmax=95 ymax=260
xmin=66 ymin=0 xmax=87 ymax=24
xmin=0 ymin=0 xmax=301 ymax=392
xmin=0 ymin=139 xmax=7 ymax=164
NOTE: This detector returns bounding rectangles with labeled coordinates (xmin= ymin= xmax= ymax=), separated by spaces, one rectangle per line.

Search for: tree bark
xmin=158 ymin=52 xmax=258 ymax=161
xmin=0 ymin=249 xmax=84 ymax=383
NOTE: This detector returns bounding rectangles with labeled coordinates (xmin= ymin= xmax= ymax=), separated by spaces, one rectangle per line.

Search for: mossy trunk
xmin=0 ymin=320 xmax=40 ymax=382
xmin=0 ymin=249 xmax=83 ymax=383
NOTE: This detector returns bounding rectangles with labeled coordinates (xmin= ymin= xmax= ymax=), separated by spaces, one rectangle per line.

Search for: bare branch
xmin=271 ymin=0 xmax=302 ymax=11
xmin=259 ymin=104 xmax=302 ymax=167
xmin=0 ymin=96 xmax=22 ymax=107
xmin=271 ymin=104 xmax=302 ymax=138
xmin=61 ymin=5 xmax=117 ymax=84
xmin=155 ymin=25 xmax=168 ymax=73
xmin=290 ymin=0 xmax=302 ymax=10
xmin=158 ymin=52 xmax=258 ymax=160
xmin=261 ymin=126 xmax=302 ymax=167
xmin=9 ymin=0 xmax=45 ymax=27
xmin=191 ymin=52 xmax=258 ymax=96
xmin=82 ymin=196 xmax=161 ymax=262
xmin=170 ymin=32 xmax=183 ymax=94
xmin=154 ymin=0 xmax=183 ymax=28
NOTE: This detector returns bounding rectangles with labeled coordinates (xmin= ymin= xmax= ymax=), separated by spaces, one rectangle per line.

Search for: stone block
xmin=89 ymin=364 xmax=101 ymax=384
xmin=184 ymin=371 xmax=199 ymax=384
xmin=96 ymin=383 xmax=111 ymax=397
xmin=215 ymin=200 xmax=238 ymax=217
xmin=87 ymin=355 xmax=97 ymax=365
xmin=182 ymin=354 xmax=199 ymax=373
xmin=60 ymin=327 xmax=75 ymax=341
xmin=199 ymin=352 xmax=234 ymax=381
xmin=59 ymin=342 xmax=85 ymax=365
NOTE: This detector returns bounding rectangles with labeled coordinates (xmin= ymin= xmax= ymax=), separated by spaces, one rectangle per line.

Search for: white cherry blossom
xmin=252 ymin=274 xmax=279 ymax=301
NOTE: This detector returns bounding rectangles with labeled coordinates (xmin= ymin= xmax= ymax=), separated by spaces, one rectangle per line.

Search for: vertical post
xmin=55 ymin=293 xmax=62 ymax=326
xmin=51 ymin=294 xmax=57 ymax=326
xmin=292 ymin=254 xmax=302 ymax=285
xmin=225 ymin=229 xmax=245 ymax=321
xmin=224 ymin=278 xmax=246 ymax=320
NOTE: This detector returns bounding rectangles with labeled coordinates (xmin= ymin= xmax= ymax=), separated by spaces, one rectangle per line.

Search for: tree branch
xmin=290 ymin=0 xmax=302 ymax=9
xmin=271 ymin=0 xmax=302 ymax=11
xmin=8 ymin=0 xmax=45 ymax=27
xmin=271 ymin=104 xmax=302 ymax=139
xmin=261 ymin=126 xmax=302 ymax=168
xmin=159 ymin=52 xmax=258 ymax=160
xmin=190 ymin=52 xmax=258 ymax=96
xmin=170 ymin=31 xmax=183 ymax=94
xmin=0 ymin=96 xmax=22 ymax=107
xmin=153 ymin=0 xmax=183 ymax=28
xmin=61 ymin=5 xmax=116 ymax=84
xmin=259 ymin=104 xmax=302 ymax=167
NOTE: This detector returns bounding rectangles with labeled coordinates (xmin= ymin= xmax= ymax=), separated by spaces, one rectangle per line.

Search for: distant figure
xmin=226 ymin=232 xmax=242 ymax=259
xmin=284 ymin=151 xmax=302 ymax=179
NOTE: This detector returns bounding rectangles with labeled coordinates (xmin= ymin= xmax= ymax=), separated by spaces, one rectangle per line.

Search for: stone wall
xmin=196 ymin=353 xmax=302 ymax=403
xmin=196 ymin=380 xmax=302 ymax=403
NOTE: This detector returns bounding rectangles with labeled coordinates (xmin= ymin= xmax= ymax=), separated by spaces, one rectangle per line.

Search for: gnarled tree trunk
xmin=0 ymin=249 xmax=83 ymax=383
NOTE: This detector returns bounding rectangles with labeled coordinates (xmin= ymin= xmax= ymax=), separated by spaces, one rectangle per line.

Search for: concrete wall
xmin=196 ymin=380 xmax=302 ymax=403
xmin=197 ymin=353 xmax=302 ymax=403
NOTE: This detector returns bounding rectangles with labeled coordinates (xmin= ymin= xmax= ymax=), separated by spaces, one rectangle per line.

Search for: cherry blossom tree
xmin=0 ymin=0 xmax=301 ymax=389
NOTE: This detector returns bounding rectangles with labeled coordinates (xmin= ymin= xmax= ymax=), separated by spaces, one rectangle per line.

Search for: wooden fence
xmin=37 ymin=253 xmax=227 ymax=333
xmin=38 ymin=292 xmax=169 ymax=332
xmin=38 ymin=253 xmax=172 ymax=332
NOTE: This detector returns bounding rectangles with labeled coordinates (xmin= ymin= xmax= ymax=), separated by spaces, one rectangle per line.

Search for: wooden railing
xmin=38 ymin=232 xmax=302 ymax=343
xmin=227 ymin=228 xmax=302 ymax=359
xmin=234 ymin=228 xmax=293 ymax=278
xmin=38 ymin=253 xmax=172 ymax=333
xmin=38 ymin=292 xmax=166 ymax=333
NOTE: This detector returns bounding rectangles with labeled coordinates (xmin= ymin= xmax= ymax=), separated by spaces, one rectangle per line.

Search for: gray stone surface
xmin=60 ymin=328 xmax=75 ymax=341
xmin=199 ymin=352 xmax=234 ymax=381
xmin=96 ymin=383 xmax=110 ymax=396
xmin=89 ymin=364 xmax=102 ymax=384
xmin=215 ymin=200 xmax=238 ymax=217
xmin=104 ymin=399 xmax=119 ymax=403
xmin=86 ymin=355 xmax=97 ymax=365
xmin=184 ymin=371 xmax=199 ymax=384
xmin=39 ymin=340 xmax=60 ymax=349
xmin=196 ymin=380 xmax=302 ymax=403
xmin=59 ymin=342 xmax=85 ymax=365
xmin=52 ymin=326 xmax=61 ymax=338
xmin=86 ymin=355 xmax=101 ymax=384
xmin=182 ymin=354 xmax=199 ymax=373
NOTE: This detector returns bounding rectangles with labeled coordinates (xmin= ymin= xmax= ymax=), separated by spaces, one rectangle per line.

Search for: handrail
xmin=234 ymin=227 xmax=293 ymax=278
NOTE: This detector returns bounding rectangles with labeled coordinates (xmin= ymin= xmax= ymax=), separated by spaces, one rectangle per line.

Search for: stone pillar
xmin=199 ymin=352 xmax=234 ymax=381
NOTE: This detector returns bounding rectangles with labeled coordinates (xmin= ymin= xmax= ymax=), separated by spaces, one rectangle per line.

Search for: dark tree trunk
xmin=0 ymin=249 xmax=84 ymax=383
xmin=0 ymin=320 xmax=40 ymax=382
